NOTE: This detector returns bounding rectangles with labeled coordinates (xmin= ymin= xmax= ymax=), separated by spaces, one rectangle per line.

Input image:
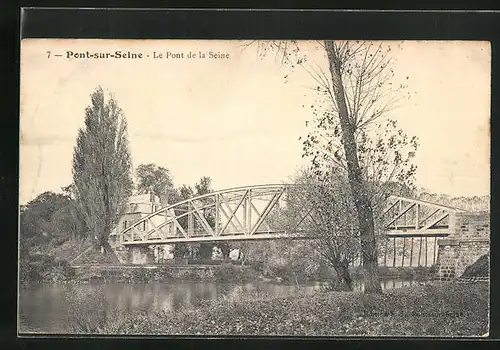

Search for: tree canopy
xmin=136 ymin=163 xmax=175 ymax=198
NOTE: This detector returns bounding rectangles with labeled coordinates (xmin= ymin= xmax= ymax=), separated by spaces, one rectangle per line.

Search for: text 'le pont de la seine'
xmin=48 ymin=50 xmax=231 ymax=60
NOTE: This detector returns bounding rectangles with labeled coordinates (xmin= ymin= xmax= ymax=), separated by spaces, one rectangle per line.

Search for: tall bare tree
xmin=257 ymin=40 xmax=417 ymax=293
xmin=72 ymin=87 xmax=133 ymax=255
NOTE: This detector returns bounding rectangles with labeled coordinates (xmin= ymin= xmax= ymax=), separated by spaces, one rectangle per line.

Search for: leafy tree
xmin=135 ymin=163 xmax=177 ymax=206
xmin=177 ymin=184 xmax=195 ymax=202
xmin=20 ymin=191 xmax=71 ymax=239
xmin=50 ymin=201 xmax=88 ymax=241
xmin=194 ymin=176 xmax=212 ymax=197
xmin=19 ymin=189 xmax=88 ymax=258
xmin=20 ymin=191 xmax=71 ymax=254
xmin=72 ymin=86 xmax=133 ymax=255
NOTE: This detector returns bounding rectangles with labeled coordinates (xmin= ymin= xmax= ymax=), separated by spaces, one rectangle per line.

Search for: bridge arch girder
xmin=119 ymin=184 xmax=465 ymax=245
xmin=120 ymin=184 xmax=305 ymax=245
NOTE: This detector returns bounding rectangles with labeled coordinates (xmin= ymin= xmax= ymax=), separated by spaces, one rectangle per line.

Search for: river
xmin=19 ymin=278 xmax=416 ymax=333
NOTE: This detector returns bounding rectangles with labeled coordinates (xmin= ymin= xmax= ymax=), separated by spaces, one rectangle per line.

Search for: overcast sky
xmin=20 ymin=40 xmax=490 ymax=204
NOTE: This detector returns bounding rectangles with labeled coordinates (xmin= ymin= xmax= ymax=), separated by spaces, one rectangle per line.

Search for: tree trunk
xmin=325 ymin=40 xmax=382 ymax=294
xmin=102 ymin=241 xmax=121 ymax=264
xmin=333 ymin=261 xmax=353 ymax=291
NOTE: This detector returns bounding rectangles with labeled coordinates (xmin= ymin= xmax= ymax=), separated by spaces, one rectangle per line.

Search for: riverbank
xmin=67 ymin=281 xmax=488 ymax=336
xmin=21 ymin=255 xmax=438 ymax=285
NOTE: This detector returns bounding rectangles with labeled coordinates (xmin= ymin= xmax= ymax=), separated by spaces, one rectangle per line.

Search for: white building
xmin=109 ymin=193 xmax=174 ymax=262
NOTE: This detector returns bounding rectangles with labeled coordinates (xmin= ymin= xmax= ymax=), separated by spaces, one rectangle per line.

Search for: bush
xmin=46 ymin=260 xmax=75 ymax=282
xmin=213 ymin=263 xmax=257 ymax=283
xmin=214 ymin=263 xmax=240 ymax=282
xmin=66 ymin=285 xmax=115 ymax=333
xmin=19 ymin=253 xmax=75 ymax=284
xmin=19 ymin=260 xmax=43 ymax=285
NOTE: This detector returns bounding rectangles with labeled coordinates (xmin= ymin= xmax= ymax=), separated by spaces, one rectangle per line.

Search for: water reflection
xmin=19 ymin=278 xmax=417 ymax=333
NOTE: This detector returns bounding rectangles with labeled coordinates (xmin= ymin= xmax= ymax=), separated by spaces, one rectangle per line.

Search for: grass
xmin=68 ymin=281 xmax=489 ymax=337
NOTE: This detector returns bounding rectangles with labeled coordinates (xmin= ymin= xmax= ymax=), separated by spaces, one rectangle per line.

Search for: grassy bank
xmin=22 ymin=256 xmax=436 ymax=285
xmin=69 ymin=281 xmax=488 ymax=336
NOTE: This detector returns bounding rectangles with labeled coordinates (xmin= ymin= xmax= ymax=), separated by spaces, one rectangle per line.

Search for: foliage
xmin=66 ymin=285 xmax=123 ymax=333
xmin=135 ymin=163 xmax=177 ymax=203
xmin=213 ymin=263 xmax=257 ymax=283
xmin=20 ymin=192 xmax=72 ymax=239
xmin=281 ymin=170 xmax=360 ymax=289
xmin=72 ymin=86 xmax=133 ymax=252
xmin=417 ymin=191 xmax=490 ymax=212
xmin=177 ymin=184 xmax=195 ymax=201
xmin=232 ymin=240 xmax=328 ymax=283
xmin=19 ymin=253 xmax=75 ymax=284
xmin=20 ymin=190 xmax=89 ymax=257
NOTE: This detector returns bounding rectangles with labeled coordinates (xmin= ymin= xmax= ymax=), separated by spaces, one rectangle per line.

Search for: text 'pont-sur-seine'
xmin=46 ymin=50 xmax=231 ymax=60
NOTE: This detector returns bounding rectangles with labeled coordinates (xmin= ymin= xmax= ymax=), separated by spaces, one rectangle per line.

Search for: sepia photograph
xmin=19 ymin=39 xmax=490 ymax=336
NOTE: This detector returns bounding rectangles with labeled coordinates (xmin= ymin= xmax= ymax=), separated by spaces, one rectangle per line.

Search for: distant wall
xmin=436 ymin=212 xmax=490 ymax=280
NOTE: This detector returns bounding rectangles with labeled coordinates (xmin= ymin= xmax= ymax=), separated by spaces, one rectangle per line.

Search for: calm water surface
xmin=19 ymin=278 xmax=416 ymax=333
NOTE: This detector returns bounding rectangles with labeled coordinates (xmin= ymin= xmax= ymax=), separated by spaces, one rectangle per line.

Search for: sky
xmin=20 ymin=40 xmax=490 ymax=204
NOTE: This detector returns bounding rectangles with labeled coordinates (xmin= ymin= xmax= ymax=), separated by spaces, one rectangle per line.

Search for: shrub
xmin=46 ymin=260 xmax=75 ymax=282
xmin=19 ymin=260 xmax=43 ymax=285
xmin=214 ymin=263 xmax=240 ymax=282
xmin=65 ymin=285 xmax=124 ymax=333
xmin=19 ymin=253 xmax=75 ymax=284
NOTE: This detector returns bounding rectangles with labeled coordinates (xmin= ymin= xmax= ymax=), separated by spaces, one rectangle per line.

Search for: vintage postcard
xmin=19 ymin=39 xmax=490 ymax=337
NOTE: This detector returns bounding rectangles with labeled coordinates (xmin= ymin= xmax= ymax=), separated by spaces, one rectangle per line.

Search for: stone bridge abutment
xmin=436 ymin=211 xmax=490 ymax=280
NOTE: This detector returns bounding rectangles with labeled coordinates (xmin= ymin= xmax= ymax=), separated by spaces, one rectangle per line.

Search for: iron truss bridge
xmin=119 ymin=184 xmax=465 ymax=246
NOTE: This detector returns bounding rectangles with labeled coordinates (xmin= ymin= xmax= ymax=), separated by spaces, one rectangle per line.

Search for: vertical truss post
xmin=392 ymin=238 xmax=396 ymax=267
xmin=401 ymin=237 xmax=406 ymax=267
xmin=418 ymin=237 xmax=423 ymax=266
xmin=397 ymin=200 xmax=403 ymax=230
xmin=415 ymin=204 xmax=420 ymax=229
xmin=384 ymin=237 xmax=388 ymax=267
xmin=247 ymin=189 xmax=252 ymax=233
xmin=433 ymin=237 xmax=437 ymax=265
xmin=409 ymin=237 xmax=414 ymax=267
xmin=242 ymin=192 xmax=247 ymax=235
xmin=215 ymin=194 xmax=220 ymax=236
xmin=188 ymin=203 xmax=194 ymax=237
xmin=425 ymin=237 xmax=428 ymax=266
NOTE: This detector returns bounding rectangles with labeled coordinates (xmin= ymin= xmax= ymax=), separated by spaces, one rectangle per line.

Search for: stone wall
xmin=69 ymin=264 xmax=256 ymax=283
xmin=436 ymin=212 xmax=490 ymax=280
xmin=130 ymin=246 xmax=155 ymax=265
xmin=114 ymin=246 xmax=130 ymax=264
